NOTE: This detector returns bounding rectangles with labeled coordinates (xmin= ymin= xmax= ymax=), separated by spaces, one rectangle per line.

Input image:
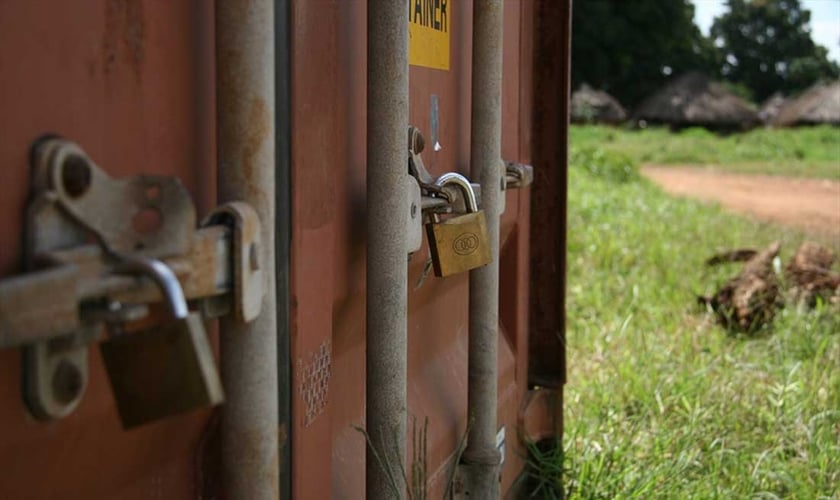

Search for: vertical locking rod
xmin=461 ymin=1 xmax=504 ymax=497
xmin=366 ymin=0 xmax=409 ymax=498
xmin=216 ymin=1 xmax=279 ymax=498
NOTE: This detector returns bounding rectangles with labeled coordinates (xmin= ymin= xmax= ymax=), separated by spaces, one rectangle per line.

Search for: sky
xmin=692 ymin=0 xmax=840 ymax=63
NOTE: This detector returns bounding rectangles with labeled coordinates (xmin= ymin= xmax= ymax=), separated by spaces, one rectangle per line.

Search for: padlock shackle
xmin=115 ymin=257 xmax=189 ymax=320
xmin=434 ymin=172 xmax=479 ymax=213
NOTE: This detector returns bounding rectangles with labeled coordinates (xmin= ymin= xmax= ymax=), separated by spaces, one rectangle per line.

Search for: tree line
xmin=572 ymin=0 xmax=840 ymax=107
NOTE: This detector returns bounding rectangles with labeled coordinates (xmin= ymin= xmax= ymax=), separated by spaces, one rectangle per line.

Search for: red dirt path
xmin=642 ymin=165 xmax=840 ymax=243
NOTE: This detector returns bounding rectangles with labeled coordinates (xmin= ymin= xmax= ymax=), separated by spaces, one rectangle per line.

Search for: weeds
xmin=409 ymin=417 xmax=429 ymax=500
xmin=356 ymin=416 xmax=468 ymax=499
xmin=523 ymin=439 xmax=565 ymax=499
xmin=551 ymin=147 xmax=840 ymax=498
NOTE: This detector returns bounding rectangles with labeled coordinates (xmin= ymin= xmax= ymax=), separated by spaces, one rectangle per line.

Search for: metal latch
xmin=406 ymin=127 xmax=534 ymax=285
xmin=409 ymin=126 xmax=480 ymax=215
xmin=408 ymin=126 xmax=534 ymax=217
xmin=0 ymin=138 xmax=265 ymax=424
xmin=504 ymin=161 xmax=534 ymax=189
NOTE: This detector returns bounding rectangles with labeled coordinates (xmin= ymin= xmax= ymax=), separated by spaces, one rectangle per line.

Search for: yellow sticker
xmin=409 ymin=0 xmax=450 ymax=71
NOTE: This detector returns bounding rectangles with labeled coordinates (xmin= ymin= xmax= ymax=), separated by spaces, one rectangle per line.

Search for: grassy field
xmin=570 ymin=125 xmax=840 ymax=179
xmin=530 ymin=146 xmax=840 ymax=498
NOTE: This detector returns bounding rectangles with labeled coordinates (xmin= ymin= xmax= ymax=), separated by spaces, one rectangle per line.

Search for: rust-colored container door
xmin=0 ymin=2 xmax=217 ymax=497
xmin=288 ymin=1 xmax=558 ymax=497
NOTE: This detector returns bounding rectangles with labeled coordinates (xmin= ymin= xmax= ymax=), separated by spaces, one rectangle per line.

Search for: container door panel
xmin=0 ymin=2 xmax=216 ymax=497
xmin=290 ymin=0 xmax=543 ymax=497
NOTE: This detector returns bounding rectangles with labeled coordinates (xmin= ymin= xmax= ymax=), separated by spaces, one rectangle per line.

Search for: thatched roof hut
xmin=633 ymin=72 xmax=759 ymax=130
xmin=773 ymin=80 xmax=840 ymax=126
xmin=758 ymin=92 xmax=786 ymax=124
xmin=571 ymin=84 xmax=627 ymax=124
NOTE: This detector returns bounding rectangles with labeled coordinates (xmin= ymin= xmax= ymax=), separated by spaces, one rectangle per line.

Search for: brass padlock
xmin=100 ymin=257 xmax=224 ymax=428
xmin=426 ymin=173 xmax=492 ymax=277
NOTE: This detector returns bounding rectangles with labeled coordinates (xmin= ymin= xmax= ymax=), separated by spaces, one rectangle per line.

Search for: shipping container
xmin=0 ymin=1 xmax=570 ymax=497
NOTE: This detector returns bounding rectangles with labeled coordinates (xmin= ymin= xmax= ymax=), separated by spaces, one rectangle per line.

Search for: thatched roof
xmin=571 ymin=84 xmax=627 ymax=124
xmin=633 ymin=72 xmax=759 ymax=129
xmin=773 ymin=80 xmax=840 ymax=126
xmin=758 ymin=92 xmax=786 ymax=124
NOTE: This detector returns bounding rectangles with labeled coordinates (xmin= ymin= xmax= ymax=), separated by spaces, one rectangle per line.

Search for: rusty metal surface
xmin=0 ymin=0 xmax=216 ymax=497
xmin=505 ymin=162 xmax=534 ymax=188
xmin=365 ymin=1 xmax=410 ymax=496
xmin=0 ymin=226 xmax=232 ymax=348
xmin=291 ymin=1 xmax=548 ymax=497
xmin=461 ymin=3 xmax=505 ymax=497
xmin=290 ymin=2 xmax=344 ymax=498
xmin=202 ymin=202 xmax=265 ymax=322
xmin=528 ymin=0 xmax=572 ymax=396
xmin=518 ymin=0 xmax=534 ymax=164
xmin=502 ymin=0 xmax=523 ymax=162
xmin=498 ymin=186 xmax=533 ymax=489
xmin=215 ymin=0 xmax=279 ymax=497
xmin=37 ymin=139 xmax=196 ymax=257
xmin=0 ymin=137 xmax=239 ymax=351
xmin=0 ymin=0 xmax=554 ymax=496
xmin=0 ymin=266 xmax=81 ymax=347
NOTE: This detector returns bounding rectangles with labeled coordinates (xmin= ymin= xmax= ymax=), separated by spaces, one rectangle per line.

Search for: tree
xmin=572 ymin=0 xmax=720 ymax=108
xmin=711 ymin=0 xmax=840 ymax=102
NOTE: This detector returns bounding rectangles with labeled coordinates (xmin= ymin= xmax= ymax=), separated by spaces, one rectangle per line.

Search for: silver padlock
xmin=100 ymin=257 xmax=224 ymax=429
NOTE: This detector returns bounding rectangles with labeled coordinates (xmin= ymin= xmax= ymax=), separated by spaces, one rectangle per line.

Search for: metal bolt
xmin=410 ymin=202 xmax=417 ymax=219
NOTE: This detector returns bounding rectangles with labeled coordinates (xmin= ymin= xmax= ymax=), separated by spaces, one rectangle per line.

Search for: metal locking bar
xmin=505 ymin=161 xmax=534 ymax=189
xmin=0 ymin=137 xmax=265 ymax=421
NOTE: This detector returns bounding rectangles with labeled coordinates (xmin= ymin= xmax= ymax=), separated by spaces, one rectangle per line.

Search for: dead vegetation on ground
xmin=699 ymin=241 xmax=839 ymax=333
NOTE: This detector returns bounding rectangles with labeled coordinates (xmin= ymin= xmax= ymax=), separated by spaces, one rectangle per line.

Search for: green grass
xmin=537 ymin=151 xmax=840 ymax=498
xmin=570 ymin=125 xmax=840 ymax=179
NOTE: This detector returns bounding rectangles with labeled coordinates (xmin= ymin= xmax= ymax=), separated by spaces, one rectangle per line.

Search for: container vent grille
xmin=298 ymin=340 xmax=331 ymax=427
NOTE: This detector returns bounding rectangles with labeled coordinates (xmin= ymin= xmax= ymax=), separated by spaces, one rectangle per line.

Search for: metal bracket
xmin=201 ymin=202 xmax=264 ymax=322
xmin=32 ymin=139 xmax=195 ymax=257
xmin=408 ymin=127 xmax=533 ymax=220
xmin=0 ymin=138 xmax=264 ymax=421
xmin=404 ymin=175 xmax=423 ymax=254
xmin=409 ymin=126 xmax=480 ymax=218
xmin=505 ymin=162 xmax=534 ymax=189
xmin=408 ymin=126 xmax=435 ymax=186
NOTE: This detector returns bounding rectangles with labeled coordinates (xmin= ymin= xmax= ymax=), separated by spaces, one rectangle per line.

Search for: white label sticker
xmin=496 ymin=426 xmax=506 ymax=466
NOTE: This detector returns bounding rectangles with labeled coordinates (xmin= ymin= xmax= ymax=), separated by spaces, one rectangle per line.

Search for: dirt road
xmin=642 ymin=165 xmax=840 ymax=242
